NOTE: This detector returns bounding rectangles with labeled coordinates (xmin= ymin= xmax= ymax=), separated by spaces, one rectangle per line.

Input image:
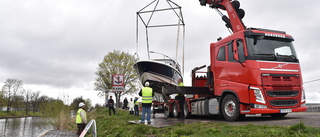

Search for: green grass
xmin=83 ymin=108 xmax=320 ymax=137
xmin=0 ymin=111 xmax=43 ymax=118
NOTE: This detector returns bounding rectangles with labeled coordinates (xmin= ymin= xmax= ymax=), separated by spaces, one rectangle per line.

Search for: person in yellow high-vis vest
xmin=139 ymin=81 xmax=154 ymax=124
xmin=76 ymin=102 xmax=87 ymax=136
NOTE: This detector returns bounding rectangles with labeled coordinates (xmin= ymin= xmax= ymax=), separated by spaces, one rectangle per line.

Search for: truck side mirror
xmin=233 ymin=41 xmax=239 ymax=61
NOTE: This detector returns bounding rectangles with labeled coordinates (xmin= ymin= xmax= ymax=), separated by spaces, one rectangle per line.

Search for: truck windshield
xmin=246 ymin=36 xmax=298 ymax=62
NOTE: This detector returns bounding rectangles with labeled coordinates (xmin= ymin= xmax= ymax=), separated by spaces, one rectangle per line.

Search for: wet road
xmin=129 ymin=112 xmax=320 ymax=127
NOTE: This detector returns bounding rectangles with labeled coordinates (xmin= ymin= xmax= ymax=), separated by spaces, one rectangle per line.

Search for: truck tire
xmin=221 ymin=94 xmax=241 ymax=121
xmin=183 ymin=101 xmax=190 ymax=118
xmin=173 ymin=102 xmax=179 ymax=118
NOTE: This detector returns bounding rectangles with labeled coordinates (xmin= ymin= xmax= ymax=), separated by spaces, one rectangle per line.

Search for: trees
xmin=1 ymin=79 xmax=43 ymax=113
xmin=13 ymin=95 xmax=24 ymax=111
xmin=0 ymin=78 xmax=95 ymax=118
xmin=38 ymin=95 xmax=50 ymax=114
xmin=0 ymin=90 xmax=5 ymax=107
xmin=30 ymin=91 xmax=40 ymax=113
xmin=12 ymin=80 xmax=23 ymax=112
xmin=94 ymin=50 xmax=139 ymax=108
xmin=2 ymin=79 xmax=23 ymax=112
xmin=70 ymin=96 xmax=85 ymax=110
xmin=22 ymin=89 xmax=32 ymax=114
xmin=70 ymin=96 xmax=93 ymax=111
xmin=2 ymin=79 xmax=14 ymax=112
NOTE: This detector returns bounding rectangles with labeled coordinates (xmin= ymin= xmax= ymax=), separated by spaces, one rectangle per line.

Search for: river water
xmin=0 ymin=117 xmax=54 ymax=137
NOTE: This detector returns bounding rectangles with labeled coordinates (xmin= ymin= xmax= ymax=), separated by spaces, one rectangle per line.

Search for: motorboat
xmin=133 ymin=58 xmax=183 ymax=93
xmin=134 ymin=0 xmax=185 ymax=93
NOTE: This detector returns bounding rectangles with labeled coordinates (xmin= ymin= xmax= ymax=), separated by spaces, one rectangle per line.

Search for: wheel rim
xmin=224 ymin=100 xmax=236 ymax=117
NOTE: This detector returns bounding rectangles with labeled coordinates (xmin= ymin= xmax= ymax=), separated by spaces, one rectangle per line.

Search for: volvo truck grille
xmin=270 ymin=100 xmax=298 ymax=106
xmin=267 ymin=90 xmax=298 ymax=97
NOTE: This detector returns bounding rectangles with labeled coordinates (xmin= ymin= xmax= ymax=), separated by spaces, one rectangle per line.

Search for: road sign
xmin=112 ymin=74 xmax=124 ymax=92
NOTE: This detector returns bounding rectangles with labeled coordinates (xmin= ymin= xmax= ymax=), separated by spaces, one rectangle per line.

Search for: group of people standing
xmin=138 ymin=79 xmax=185 ymax=123
xmin=106 ymin=96 xmax=140 ymax=116
xmin=138 ymin=79 xmax=184 ymax=123
xmin=75 ymin=79 xmax=184 ymax=135
xmin=105 ymin=81 xmax=156 ymax=124
xmin=122 ymin=97 xmax=140 ymax=116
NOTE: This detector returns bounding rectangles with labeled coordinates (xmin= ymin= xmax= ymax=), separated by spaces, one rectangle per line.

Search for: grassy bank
xmin=77 ymin=108 xmax=320 ymax=137
xmin=0 ymin=111 xmax=43 ymax=118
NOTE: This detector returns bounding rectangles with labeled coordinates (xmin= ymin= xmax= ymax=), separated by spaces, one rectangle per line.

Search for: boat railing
xmin=149 ymin=51 xmax=181 ymax=72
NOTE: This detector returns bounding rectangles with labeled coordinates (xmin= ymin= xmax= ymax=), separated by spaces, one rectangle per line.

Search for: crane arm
xmin=199 ymin=0 xmax=246 ymax=33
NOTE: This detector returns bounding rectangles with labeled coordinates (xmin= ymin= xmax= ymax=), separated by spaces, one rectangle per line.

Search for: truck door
xmin=212 ymin=44 xmax=228 ymax=95
xmin=226 ymin=39 xmax=250 ymax=103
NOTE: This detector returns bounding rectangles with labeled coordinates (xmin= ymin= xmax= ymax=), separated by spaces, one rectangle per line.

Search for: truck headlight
xmin=250 ymin=87 xmax=266 ymax=104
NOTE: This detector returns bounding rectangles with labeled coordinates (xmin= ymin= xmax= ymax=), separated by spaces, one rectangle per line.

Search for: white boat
xmin=134 ymin=0 xmax=185 ymax=93
xmin=133 ymin=59 xmax=183 ymax=93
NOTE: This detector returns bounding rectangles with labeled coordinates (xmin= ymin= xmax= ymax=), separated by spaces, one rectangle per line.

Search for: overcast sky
xmin=0 ymin=0 xmax=319 ymax=105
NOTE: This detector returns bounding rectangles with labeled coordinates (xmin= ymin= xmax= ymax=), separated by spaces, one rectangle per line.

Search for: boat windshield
xmin=154 ymin=59 xmax=181 ymax=72
xmin=246 ymin=36 xmax=299 ymax=62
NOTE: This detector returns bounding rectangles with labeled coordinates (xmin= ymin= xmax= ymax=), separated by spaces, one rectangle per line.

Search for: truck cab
xmin=208 ymin=28 xmax=306 ymax=120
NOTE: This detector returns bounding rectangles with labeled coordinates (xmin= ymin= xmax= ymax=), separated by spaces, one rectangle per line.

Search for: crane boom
xmin=199 ymin=0 xmax=246 ymax=33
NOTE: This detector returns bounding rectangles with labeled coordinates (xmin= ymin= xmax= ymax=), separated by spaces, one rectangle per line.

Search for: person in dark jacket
xmin=139 ymin=82 xmax=154 ymax=124
xmin=123 ymin=97 xmax=128 ymax=110
xmin=108 ymin=96 xmax=115 ymax=115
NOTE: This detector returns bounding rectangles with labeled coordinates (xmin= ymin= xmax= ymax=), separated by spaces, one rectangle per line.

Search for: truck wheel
xmin=183 ymin=101 xmax=190 ymax=118
xmin=221 ymin=94 xmax=240 ymax=121
xmin=173 ymin=102 xmax=179 ymax=118
xmin=270 ymin=113 xmax=287 ymax=118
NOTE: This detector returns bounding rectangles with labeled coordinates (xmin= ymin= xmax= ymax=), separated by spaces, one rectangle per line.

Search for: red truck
xmin=157 ymin=0 xmax=306 ymax=121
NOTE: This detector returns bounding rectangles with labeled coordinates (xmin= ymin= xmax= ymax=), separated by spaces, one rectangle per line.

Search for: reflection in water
xmin=0 ymin=117 xmax=54 ymax=137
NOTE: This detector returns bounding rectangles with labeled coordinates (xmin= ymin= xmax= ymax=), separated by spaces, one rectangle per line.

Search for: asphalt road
xmin=221 ymin=112 xmax=320 ymax=127
xmin=130 ymin=112 xmax=320 ymax=128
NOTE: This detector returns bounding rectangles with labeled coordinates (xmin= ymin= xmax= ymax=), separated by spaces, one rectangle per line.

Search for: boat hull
xmin=133 ymin=61 xmax=183 ymax=93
